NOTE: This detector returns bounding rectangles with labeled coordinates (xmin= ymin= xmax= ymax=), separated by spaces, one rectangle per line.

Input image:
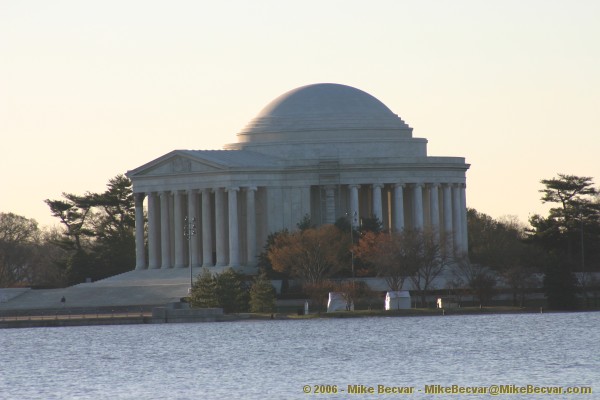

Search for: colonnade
xmin=346 ymin=182 xmax=468 ymax=255
xmin=133 ymin=182 xmax=468 ymax=271
xmin=134 ymin=187 xmax=258 ymax=270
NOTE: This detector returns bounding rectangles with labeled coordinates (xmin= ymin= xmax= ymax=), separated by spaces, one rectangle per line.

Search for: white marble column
xmin=246 ymin=187 xmax=257 ymax=267
xmin=429 ymin=184 xmax=440 ymax=240
xmin=215 ymin=188 xmax=227 ymax=267
xmin=372 ymin=184 xmax=383 ymax=223
xmin=413 ymin=183 xmax=424 ymax=230
xmin=227 ymin=187 xmax=240 ymax=268
xmin=160 ymin=191 xmax=172 ymax=269
xmin=452 ymin=184 xmax=462 ymax=255
xmin=202 ymin=188 xmax=213 ymax=267
xmin=460 ymin=183 xmax=468 ymax=254
xmin=188 ymin=190 xmax=200 ymax=267
xmin=429 ymin=183 xmax=441 ymax=250
xmin=349 ymin=185 xmax=360 ymax=227
xmin=173 ymin=191 xmax=185 ymax=268
xmin=324 ymin=186 xmax=336 ymax=224
xmin=393 ymin=184 xmax=405 ymax=232
xmin=147 ymin=192 xmax=161 ymax=269
xmin=442 ymin=184 xmax=453 ymax=248
xmin=134 ymin=193 xmax=146 ymax=270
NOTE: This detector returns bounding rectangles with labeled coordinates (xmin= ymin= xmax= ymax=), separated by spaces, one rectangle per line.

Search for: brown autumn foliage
xmin=354 ymin=231 xmax=416 ymax=291
xmin=334 ymin=280 xmax=376 ymax=310
xmin=268 ymin=224 xmax=350 ymax=284
xmin=303 ymin=280 xmax=337 ymax=313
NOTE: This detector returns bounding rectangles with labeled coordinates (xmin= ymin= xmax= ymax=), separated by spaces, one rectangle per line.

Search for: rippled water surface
xmin=1 ymin=312 xmax=598 ymax=399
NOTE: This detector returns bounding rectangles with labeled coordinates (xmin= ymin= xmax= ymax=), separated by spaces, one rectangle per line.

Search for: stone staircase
xmin=0 ymin=268 xmax=207 ymax=312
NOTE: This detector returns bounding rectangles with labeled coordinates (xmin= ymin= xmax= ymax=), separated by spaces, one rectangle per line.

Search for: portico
xmin=127 ymin=83 xmax=470 ymax=272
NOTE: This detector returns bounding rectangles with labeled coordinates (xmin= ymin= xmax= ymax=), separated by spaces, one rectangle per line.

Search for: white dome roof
xmin=236 ymin=83 xmax=411 ymax=143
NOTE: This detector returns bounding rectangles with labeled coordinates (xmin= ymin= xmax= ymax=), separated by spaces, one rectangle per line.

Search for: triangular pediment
xmin=127 ymin=151 xmax=227 ymax=177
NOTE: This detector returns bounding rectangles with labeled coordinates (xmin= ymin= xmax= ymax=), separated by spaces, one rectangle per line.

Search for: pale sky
xmin=1 ymin=1 xmax=599 ymax=228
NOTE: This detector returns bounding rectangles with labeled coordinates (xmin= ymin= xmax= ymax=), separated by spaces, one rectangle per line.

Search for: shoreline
xmin=2 ymin=306 xmax=597 ymax=329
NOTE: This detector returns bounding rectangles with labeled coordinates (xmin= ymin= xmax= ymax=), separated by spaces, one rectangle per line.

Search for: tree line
xmin=0 ymin=174 xmax=135 ymax=288
xmin=1 ymin=173 xmax=599 ymax=310
xmin=261 ymin=174 xmax=600 ymax=310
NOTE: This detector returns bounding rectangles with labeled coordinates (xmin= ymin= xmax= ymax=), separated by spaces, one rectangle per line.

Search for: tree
xmin=190 ymin=268 xmax=219 ymax=308
xmin=268 ymin=225 xmax=349 ymax=284
xmin=529 ymin=174 xmax=600 ymax=309
xmin=540 ymin=174 xmax=597 ymax=210
xmin=543 ymin=261 xmax=579 ymax=310
xmin=88 ymin=175 xmax=136 ymax=279
xmin=468 ymin=210 xmax=538 ymax=306
xmin=0 ymin=213 xmax=40 ymax=287
xmin=190 ymin=268 xmax=249 ymax=313
xmin=296 ymin=214 xmax=315 ymax=231
xmin=45 ymin=194 xmax=95 ymax=251
xmin=408 ymin=229 xmax=452 ymax=307
xmin=358 ymin=216 xmax=383 ymax=234
xmin=45 ymin=174 xmax=136 ymax=284
xmin=257 ymin=229 xmax=289 ymax=277
xmin=249 ymin=270 xmax=276 ymax=313
xmin=215 ymin=268 xmax=249 ymax=313
xmin=530 ymin=174 xmax=600 ymax=271
xmin=334 ymin=280 xmax=374 ymax=311
xmin=453 ymin=257 xmax=497 ymax=306
xmin=303 ymin=280 xmax=336 ymax=314
xmin=354 ymin=230 xmax=418 ymax=291
xmin=27 ymin=227 xmax=68 ymax=288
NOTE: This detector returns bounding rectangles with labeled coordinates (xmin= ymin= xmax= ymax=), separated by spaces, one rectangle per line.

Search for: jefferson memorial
xmin=127 ymin=83 xmax=470 ymax=273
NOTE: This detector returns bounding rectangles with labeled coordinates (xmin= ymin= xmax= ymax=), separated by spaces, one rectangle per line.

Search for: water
xmin=1 ymin=313 xmax=598 ymax=399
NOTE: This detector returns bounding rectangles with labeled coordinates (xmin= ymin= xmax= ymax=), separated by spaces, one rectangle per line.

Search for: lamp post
xmin=184 ymin=216 xmax=197 ymax=293
xmin=578 ymin=207 xmax=586 ymax=305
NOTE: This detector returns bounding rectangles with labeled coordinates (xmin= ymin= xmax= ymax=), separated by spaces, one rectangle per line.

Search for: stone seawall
xmin=0 ymin=307 xmax=229 ymax=329
xmin=0 ymin=316 xmax=150 ymax=329
xmin=151 ymin=307 xmax=225 ymax=323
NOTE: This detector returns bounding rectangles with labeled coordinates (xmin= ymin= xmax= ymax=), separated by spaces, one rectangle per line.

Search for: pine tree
xmin=190 ymin=268 xmax=219 ymax=308
xmin=215 ymin=268 xmax=249 ymax=313
xmin=249 ymin=270 xmax=276 ymax=313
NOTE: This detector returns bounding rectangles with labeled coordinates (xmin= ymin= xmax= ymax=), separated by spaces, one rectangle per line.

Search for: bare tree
xmin=303 ymin=280 xmax=337 ymax=314
xmin=453 ymin=256 xmax=497 ymax=306
xmin=335 ymin=280 xmax=375 ymax=311
xmin=0 ymin=213 xmax=40 ymax=287
xmin=408 ymin=229 xmax=453 ymax=307
xmin=354 ymin=231 xmax=417 ymax=291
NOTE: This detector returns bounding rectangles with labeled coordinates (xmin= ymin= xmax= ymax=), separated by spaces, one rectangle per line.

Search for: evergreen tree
xmin=45 ymin=174 xmax=136 ymax=284
xmin=530 ymin=174 xmax=600 ymax=271
xmin=358 ymin=216 xmax=383 ymax=234
xmin=190 ymin=268 xmax=219 ymax=308
xmin=190 ymin=268 xmax=249 ymax=313
xmin=249 ymin=270 xmax=276 ymax=313
xmin=296 ymin=214 xmax=314 ymax=231
xmin=543 ymin=261 xmax=579 ymax=310
xmin=215 ymin=268 xmax=249 ymax=313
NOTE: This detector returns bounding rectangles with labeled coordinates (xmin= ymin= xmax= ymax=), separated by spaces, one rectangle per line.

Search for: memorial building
xmin=126 ymin=83 xmax=470 ymax=273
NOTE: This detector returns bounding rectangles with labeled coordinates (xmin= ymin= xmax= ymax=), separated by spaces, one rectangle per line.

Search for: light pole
xmin=184 ymin=216 xmax=197 ymax=293
xmin=579 ymin=207 xmax=586 ymax=305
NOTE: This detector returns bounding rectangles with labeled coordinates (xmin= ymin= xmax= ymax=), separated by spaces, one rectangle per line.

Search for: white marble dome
xmin=235 ymin=83 xmax=412 ymax=144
